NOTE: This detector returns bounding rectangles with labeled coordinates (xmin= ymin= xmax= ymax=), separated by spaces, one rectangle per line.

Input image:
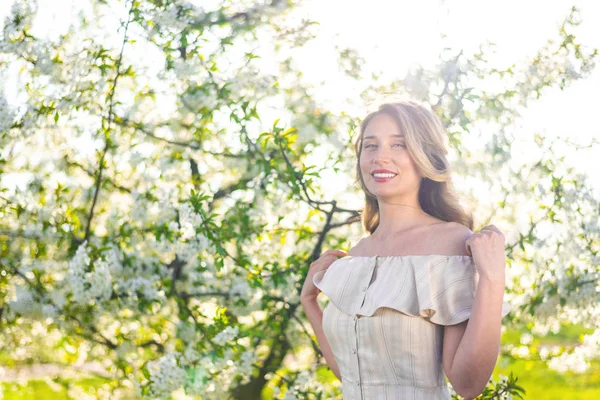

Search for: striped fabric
xmin=312 ymin=254 xmax=512 ymax=400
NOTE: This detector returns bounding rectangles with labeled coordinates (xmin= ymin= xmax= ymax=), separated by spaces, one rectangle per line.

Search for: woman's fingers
xmin=322 ymin=249 xmax=348 ymax=258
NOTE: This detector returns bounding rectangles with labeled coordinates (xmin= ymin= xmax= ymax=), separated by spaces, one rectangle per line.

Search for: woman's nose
xmin=373 ymin=146 xmax=392 ymax=162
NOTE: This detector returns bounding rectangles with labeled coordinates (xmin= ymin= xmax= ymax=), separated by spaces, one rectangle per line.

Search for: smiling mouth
xmin=371 ymin=172 xmax=398 ymax=178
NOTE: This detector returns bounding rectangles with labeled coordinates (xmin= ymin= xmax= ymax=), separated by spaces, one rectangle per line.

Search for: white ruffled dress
xmin=312 ymin=254 xmax=512 ymax=400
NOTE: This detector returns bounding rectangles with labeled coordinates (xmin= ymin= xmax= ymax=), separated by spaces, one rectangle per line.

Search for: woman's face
xmin=359 ymin=113 xmax=422 ymax=198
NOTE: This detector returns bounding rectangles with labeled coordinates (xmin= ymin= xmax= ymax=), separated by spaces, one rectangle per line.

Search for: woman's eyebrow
xmin=363 ymin=134 xmax=404 ymax=140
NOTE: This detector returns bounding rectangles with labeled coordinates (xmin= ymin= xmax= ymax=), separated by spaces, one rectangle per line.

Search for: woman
xmin=301 ymin=101 xmax=511 ymax=400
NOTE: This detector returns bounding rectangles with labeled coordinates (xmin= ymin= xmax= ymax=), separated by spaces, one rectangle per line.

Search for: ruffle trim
xmin=312 ymin=255 xmax=512 ymax=326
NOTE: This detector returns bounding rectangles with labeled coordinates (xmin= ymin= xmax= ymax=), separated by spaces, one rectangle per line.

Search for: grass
xmin=492 ymin=322 xmax=600 ymax=399
xmin=0 ymin=377 xmax=114 ymax=400
xmin=492 ymin=358 xmax=600 ymax=399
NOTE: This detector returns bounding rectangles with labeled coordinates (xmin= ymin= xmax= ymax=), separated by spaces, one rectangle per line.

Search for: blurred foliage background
xmin=0 ymin=0 xmax=599 ymax=399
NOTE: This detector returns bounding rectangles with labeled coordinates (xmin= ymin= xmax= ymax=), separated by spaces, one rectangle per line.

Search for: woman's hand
xmin=301 ymin=249 xmax=348 ymax=301
xmin=465 ymin=224 xmax=506 ymax=283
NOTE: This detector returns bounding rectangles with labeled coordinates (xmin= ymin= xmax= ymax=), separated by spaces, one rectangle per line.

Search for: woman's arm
xmin=443 ymin=275 xmax=506 ymax=400
xmin=301 ymin=296 xmax=341 ymax=381
xmin=441 ymin=222 xmax=508 ymax=399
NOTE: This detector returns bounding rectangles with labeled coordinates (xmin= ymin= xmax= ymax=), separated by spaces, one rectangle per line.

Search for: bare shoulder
xmin=434 ymin=221 xmax=474 ymax=256
xmin=347 ymin=236 xmax=368 ymax=256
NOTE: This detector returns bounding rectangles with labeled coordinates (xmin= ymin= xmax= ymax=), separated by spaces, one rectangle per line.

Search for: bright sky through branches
xmin=291 ymin=0 xmax=600 ymax=202
xmin=1 ymin=0 xmax=598 ymax=201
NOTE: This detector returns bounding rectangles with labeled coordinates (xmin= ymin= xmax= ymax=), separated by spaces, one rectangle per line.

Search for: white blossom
xmin=520 ymin=332 xmax=534 ymax=345
xmin=103 ymin=245 xmax=124 ymax=275
xmin=179 ymin=202 xmax=204 ymax=229
xmin=69 ymin=240 xmax=91 ymax=275
xmin=9 ymin=285 xmax=38 ymax=317
xmin=213 ymin=326 xmax=239 ymax=346
xmin=41 ymin=304 xmax=57 ymax=319
xmin=236 ymin=350 xmax=258 ymax=384
xmin=66 ymin=241 xmax=117 ymax=304
xmin=511 ymin=345 xmax=530 ymax=359
xmin=183 ymin=345 xmax=200 ymax=364
xmin=146 ymin=353 xmax=187 ymax=400
xmin=1 ymin=0 xmax=38 ymax=44
xmin=548 ymin=329 xmax=600 ymax=373
xmin=86 ymin=259 xmax=113 ymax=302
xmin=548 ymin=348 xmax=589 ymax=373
xmin=168 ymin=220 xmax=179 ymax=232
xmin=116 ymin=275 xmax=161 ymax=302
xmin=0 ymin=90 xmax=15 ymax=133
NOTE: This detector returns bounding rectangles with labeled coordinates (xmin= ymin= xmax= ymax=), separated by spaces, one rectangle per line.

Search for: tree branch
xmin=84 ymin=1 xmax=135 ymax=242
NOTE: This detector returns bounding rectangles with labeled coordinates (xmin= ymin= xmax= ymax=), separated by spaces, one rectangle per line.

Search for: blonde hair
xmin=354 ymin=101 xmax=474 ymax=234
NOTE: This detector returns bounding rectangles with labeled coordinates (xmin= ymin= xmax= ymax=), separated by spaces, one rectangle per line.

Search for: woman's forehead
xmin=363 ymin=114 xmax=404 ymax=138
xmin=363 ymin=131 xmax=404 ymax=141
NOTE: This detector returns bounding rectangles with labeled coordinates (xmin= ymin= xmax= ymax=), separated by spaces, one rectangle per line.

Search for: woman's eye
xmin=364 ymin=143 xmax=404 ymax=149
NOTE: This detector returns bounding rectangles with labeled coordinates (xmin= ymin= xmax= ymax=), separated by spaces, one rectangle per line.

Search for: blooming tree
xmin=0 ymin=0 xmax=598 ymax=399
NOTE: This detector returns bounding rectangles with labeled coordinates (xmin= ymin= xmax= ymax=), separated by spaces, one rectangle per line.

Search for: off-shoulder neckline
xmin=341 ymin=254 xmax=472 ymax=259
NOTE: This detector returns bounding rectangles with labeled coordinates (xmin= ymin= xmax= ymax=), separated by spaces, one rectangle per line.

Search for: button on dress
xmin=312 ymin=254 xmax=512 ymax=400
